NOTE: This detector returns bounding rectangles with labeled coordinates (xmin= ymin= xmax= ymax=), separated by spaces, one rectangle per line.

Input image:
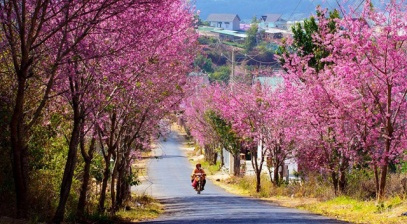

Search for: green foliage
xmin=277 ymin=8 xmax=340 ymax=73
xmin=205 ymin=110 xmax=241 ymax=155
xmin=257 ymin=41 xmax=278 ymax=54
xmin=198 ymin=160 xmax=221 ymax=175
xmin=251 ymin=16 xmax=259 ymax=23
xmin=207 ymin=51 xmax=227 ymax=66
xmin=401 ymin=161 xmax=407 ymax=173
xmin=126 ymin=170 xmax=141 ymax=187
xmin=91 ymin=154 xmax=105 ymax=183
xmin=208 ymin=65 xmax=230 ymax=84
xmin=194 ymin=54 xmax=214 ymax=73
xmin=346 ymin=168 xmax=377 ymax=199
xmin=194 ymin=15 xmax=210 ymax=26
xmin=197 ymin=36 xmax=217 ymax=45
xmin=244 ymin=23 xmax=258 ymax=53
xmin=222 ymin=41 xmax=244 ymax=48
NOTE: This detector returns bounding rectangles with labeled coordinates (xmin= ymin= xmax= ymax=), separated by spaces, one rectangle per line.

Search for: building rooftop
xmin=206 ymin=14 xmax=241 ymax=22
xmin=264 ymin=28 xmax=291 ymax=34
xmin=211 ymin=29 xmax=247 ymax=38
xmin=261 ymin=14 xmax=283 ymax=23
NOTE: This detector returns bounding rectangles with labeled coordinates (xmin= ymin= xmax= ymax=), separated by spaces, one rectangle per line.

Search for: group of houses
xmin=196 ymin=14 xmax=302 ymax=181
xmin=201 ymin=13 xmax=300 ymax=43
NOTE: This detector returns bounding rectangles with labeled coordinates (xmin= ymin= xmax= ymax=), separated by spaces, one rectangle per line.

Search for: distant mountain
xmin=194 ymin=0 xmax=384 ymax=22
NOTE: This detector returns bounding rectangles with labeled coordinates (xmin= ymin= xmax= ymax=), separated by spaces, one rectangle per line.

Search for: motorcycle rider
xmin=191 ymin=163 xmax=206 ymax=190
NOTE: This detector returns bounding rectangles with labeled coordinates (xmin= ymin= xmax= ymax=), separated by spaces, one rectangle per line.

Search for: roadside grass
xmin=111 ymin=149 xmax=163 ymax=223
xmin=209 ymin=173 xmax=407 ymax=224
xmin=81 ymin=195 xmax=163 ymax=223
xmin=114 ymin=195 xmax=164 ymax=222
xmin=199 ymin=160 xmax=221 ymax=175
xmin=302 ymin=196 xmax=407 ymax=224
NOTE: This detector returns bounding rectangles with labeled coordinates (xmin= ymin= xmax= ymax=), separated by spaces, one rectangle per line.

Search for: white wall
xmin=209 ymin=18 xmax=240 ymax=31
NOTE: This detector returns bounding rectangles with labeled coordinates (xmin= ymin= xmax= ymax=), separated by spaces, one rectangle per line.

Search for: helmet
xmin=196 ymin=163 xmax=201 ymax=168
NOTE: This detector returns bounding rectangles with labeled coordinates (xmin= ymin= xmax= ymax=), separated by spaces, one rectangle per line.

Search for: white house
xmin=259 ymin=14 xmax=287 ymax=30
xmin=206 ymin=14 xmax=241 ymax=31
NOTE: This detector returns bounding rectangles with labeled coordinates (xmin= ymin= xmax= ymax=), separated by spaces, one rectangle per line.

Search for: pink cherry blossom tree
xmin=280 ymin=0 xmax=407 ymax=199
xmin=328 ymin=0 xmax=407 ymax=200
xmin=0 ymin=0 xmax=143 ymax=217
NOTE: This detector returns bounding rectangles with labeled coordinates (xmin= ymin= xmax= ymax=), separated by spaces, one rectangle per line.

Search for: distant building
xmin=259 ymin=14 xmax=287 ymax=29
xmin=264 ymin=28 xmax=292 ymax=40
xmin=206 ymin=14 xmax=241 ymax=31
xmin=286 ymin=20 xmax=304 ymax=32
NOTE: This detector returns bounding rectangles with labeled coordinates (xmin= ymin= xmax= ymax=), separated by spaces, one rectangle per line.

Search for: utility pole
xmin=231 ymin=47 xmax=235 ymax=90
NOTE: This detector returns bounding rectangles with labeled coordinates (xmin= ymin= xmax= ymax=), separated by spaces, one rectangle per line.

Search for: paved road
xmin=132 ymin=130 xmax=348 ymax=224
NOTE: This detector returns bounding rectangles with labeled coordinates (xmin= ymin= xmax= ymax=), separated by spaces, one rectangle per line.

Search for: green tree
xmin=209 ymin=66 xmax=230 ymax=84
xmin=277 ymin=8 xmax=340 ymax=73
xmin=194 ymin=54 xmax=214 ymax=73
xmin=205 ymin=110 xmax=241 ymax=176
xmin=244 ymin=23 xmax=258 ymax=53
xmin=194 ymin=14 xmax=209 ymax=26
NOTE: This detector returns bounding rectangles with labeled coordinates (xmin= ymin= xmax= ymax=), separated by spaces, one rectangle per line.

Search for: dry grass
xmin=212 ymin=174 xmax=407 ymax=224
xmin=114 ymin=195 xmax=164 ymax=222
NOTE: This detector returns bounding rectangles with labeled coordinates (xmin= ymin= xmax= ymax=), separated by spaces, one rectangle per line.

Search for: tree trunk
xmin=374 ymin=164 xmax=379 ymax=196
xmin=377 ymin=83 xmax=393 ymax=201
xmin=122 ymin=166 xmax=132 ymax=203
xmin=77 ymin=132 xmax=96 ymax=217
xmin=339 ymin=157 xmax=348 ymax=193
xmin=110 ymin=157 xmax=117 ymax=214
xmin=77 ymin=158 xmax=92 ymax=216
xmin=331 ymin=171 xmax=339 ymax=196
xmin=10 ymin=76 xmax=29 ymax=218
xmin=251 ymin=147 xmax=261 ymax=193
xmin=99 ymin=112 xmax=118 ymax=212
xmin=99 ymin=155 xmax=111 ymax=213
xmin=204 ymin=144 xmax=213 ymax=164
xmin=339 ymin=170 xmax=346 ymax=193
xmin=116 ymin=144 xmax=132 ymax=208
xmin=213 ymin=152 xmax=218 ymax=166
xmin=273 ymin=163 xmax=279 ymax=186
xmin=220 ymin=147 xmax=224 ymax=167
xmin=378 ymin=164 xmax=388 ymax=201
xmin=53 ymin=103 xmax=82 ymax=223
xmin=116 ymin=164 xmax=125 ymax=208
xmin=233 ymin=153 xmax=240 ymax=176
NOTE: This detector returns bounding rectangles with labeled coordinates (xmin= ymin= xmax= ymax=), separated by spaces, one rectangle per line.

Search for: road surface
xmin=132 ymin=130 xmax=348 ymax=224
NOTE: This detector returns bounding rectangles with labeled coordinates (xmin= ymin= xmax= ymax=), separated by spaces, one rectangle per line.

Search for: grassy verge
xmin=114 ymin=195 xmax=164 ymax=222
xmin=213 ymin=174 xmax=407 ymax=224
xmin=81 ymin=195 xmax=163 ymax=223
xmin=302 ymin=196 xmax=407 ymax=224
xmin=112 ymin=149 xmax=163 ymax=223
xmin=199 ymin=160 xmax=221 ymax=175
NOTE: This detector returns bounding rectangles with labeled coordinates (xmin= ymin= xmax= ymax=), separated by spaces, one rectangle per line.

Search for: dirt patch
xmin=262 ymin=196 xmax=320 ymax=208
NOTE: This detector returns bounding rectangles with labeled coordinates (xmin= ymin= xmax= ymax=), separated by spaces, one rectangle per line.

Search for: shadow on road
xmin=137 ymin=195 xmax=350 ymax=224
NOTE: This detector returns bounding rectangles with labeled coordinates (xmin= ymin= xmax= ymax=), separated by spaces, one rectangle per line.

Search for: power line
xmin=355 ymin=0 xmax=365 ymax=12
xmin=288 ymin=0 xmax=303 ymax=21
xmin=245 ymin=54 xmax=280 ymax=65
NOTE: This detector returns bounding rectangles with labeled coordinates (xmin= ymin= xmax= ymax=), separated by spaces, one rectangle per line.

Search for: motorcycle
xmin=192 ymin=173 xmax=205 ymax=194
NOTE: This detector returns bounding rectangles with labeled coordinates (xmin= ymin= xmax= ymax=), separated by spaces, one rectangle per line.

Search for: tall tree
xmin=244 ymin=23 xmax=258 ymax=52
xmin=277 ymin=7 xmax=340 ymax=73
xmin=0 ymin=0 xmax=140 ymax=217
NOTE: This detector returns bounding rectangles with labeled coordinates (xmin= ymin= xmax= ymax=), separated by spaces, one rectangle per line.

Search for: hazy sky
xmin=195 ymin=0 xmax=371 ymax=21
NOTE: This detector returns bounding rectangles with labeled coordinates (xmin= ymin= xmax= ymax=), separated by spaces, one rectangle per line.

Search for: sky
xmin=194 ymin=0 xmax=377 ymax=21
